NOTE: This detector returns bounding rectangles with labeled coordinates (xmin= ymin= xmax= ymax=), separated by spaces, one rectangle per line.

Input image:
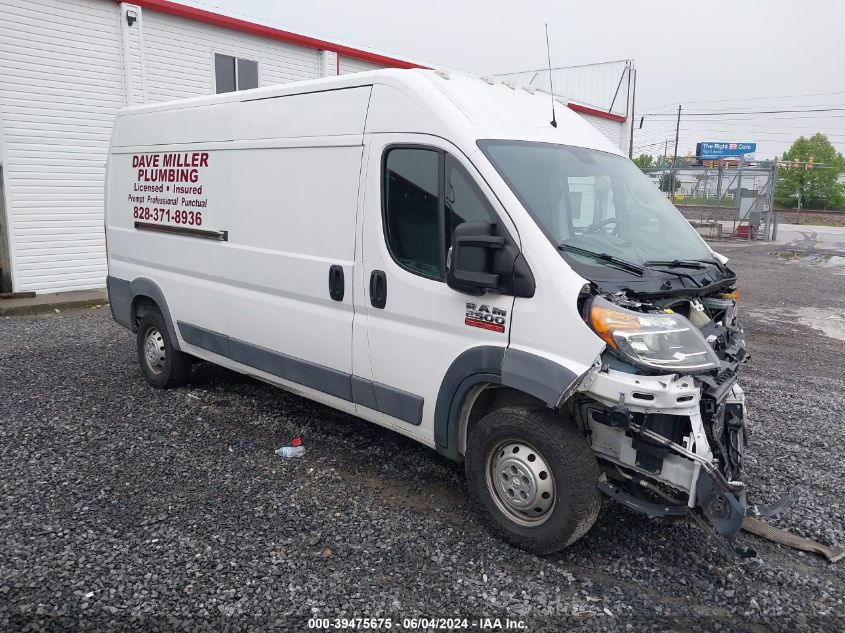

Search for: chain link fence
xmin=644 ymin=161 xmax=778 ymax=240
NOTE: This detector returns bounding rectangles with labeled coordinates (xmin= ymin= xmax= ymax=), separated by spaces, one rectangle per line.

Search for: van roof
xmin=116 ymin=69 xmax=623 ymax=157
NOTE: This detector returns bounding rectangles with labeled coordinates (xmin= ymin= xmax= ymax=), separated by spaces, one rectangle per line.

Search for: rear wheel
xmin=136 ymin=309 xmax=191 ymax=388
xmin=465 ymin=405 xmax=602 ymax=555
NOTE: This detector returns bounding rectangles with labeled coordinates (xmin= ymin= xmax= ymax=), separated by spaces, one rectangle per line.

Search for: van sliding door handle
xmin=369 ymin=270 xmax=387 ymax=309
xmin=328 ymin=265 xmax=344 ymax=301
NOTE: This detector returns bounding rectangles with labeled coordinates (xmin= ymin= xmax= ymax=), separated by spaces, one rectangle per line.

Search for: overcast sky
xmin=191 ymin=0 xmax=844 ymax=160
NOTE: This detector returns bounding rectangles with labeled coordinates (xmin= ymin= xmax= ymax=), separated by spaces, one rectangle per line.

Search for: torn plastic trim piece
xmin=746 ymin=488 xmax=800 ymax=519
xmin=688 ymin=508 xmax=763 ymax=569
xmin=597 ymin=474 xmax=687 ymax=518
xmin=599 ymin=474 xmax=764 ymax=568
xmin=693 ymin=470 xmax=798 ymax=538
xmin=695 ymin=470 xmax=747 ymax=537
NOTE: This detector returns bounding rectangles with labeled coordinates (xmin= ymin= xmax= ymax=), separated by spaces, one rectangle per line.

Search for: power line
xmin=640 ymin=89 xmax=845 ymax=112
xmin=658 ymin=128 xmax=845 ymax=138
xmin=633 ymin=141 xmax=673 ymax=152
xmin=642 ymin=114 xmax=845 ymax=125
xmin=673 ymin=121 xmax=845 ymax=130
xmin=644 ymin=107 xmax=845 ymax=117
xmin=673 ymin=102 xmax=845 ymax=112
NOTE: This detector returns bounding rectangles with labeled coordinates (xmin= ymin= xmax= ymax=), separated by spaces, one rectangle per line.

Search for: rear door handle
xmin=329 ymin=265 xmax=344 ymax=301
xmin=369 ymin=270 xmax=387 ymax=309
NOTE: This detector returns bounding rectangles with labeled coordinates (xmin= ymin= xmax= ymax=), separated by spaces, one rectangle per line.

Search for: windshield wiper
xmin=643 ymin=259 xmax=715 ymax=270
xmin=558 ymin=244 xmax=644 ymax=276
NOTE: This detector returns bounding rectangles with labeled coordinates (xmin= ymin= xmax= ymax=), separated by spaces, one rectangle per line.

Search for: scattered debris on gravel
xmin=1 ymin=242 xmax=843 ymax=632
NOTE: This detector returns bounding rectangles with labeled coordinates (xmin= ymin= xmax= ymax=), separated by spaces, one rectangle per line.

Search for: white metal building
xmin=0 ymin=0 xmax=633 ymax=294
xmin=495 ymin=60 xmax=635 ymax=157
xmin=0 ymin=0 xmax=417 ymax=294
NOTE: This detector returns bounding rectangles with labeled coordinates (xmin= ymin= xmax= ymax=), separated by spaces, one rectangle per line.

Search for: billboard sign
xmin=696 ymin=142 xmax=756 ymax=159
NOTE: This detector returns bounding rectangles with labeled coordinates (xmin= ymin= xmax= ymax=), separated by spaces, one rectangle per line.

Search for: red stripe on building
xmin=566 ymin=102 xmax=627 ymax=122
xmin=123 ymin=0 xmax=426 ymax=70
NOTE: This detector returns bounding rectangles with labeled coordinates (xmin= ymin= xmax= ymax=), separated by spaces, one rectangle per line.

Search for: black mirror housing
xmin=446 ymin=221 xmax=535 ymax=298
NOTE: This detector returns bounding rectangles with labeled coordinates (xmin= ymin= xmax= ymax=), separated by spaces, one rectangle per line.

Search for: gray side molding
xmin=434 ymin=346 xmax=580 ymax=462
xmin=228 ymin=336 xmax=353 ymax=402
xmin=106 ymin=276 xmax=132 ymax=329
xmin=501 ymin=348 xmax=578 ymax=408
xmin=179 ymin=321 xmax=230 ymax=358
xmin=128 ymin=277 xmax=182 ymax=351
xmin=373 ymin=382 xmax=423 ymax=426
xmin=108 ymin=275 xmax=181 ymax=351
xmin=434 ymin=346 xmax=506 ymax=460
xmin=351 ymin=376 xmax=379 ymax=411
xmin=176 ymin=320 xmax=423 ymax=425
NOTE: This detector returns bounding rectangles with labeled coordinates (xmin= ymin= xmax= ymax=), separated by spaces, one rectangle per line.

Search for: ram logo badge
xmin=465 ymin=302 xmax=507 ymax=333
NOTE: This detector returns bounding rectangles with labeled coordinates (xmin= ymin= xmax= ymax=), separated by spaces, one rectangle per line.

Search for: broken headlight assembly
xmin=588 ymin=296 xmax=720 ymax=373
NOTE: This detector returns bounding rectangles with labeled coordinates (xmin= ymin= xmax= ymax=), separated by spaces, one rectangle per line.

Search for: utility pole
xmin=770 ymin=163 xmax=779 ymax=240
xmin=628 ymin=68 xmax=636 ymax=159
xmin=670 ymin=105 xmax=681 ymax=204
xmin=714 ymin=161 xmax=723 ymax=228
xmin=735 ymin=154 xmax=744 ymax=211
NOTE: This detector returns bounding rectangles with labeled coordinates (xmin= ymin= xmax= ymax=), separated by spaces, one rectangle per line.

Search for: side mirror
xmin=446 ymin=221 xmax=505 ymax=295
xmin=446 ymin=221 xmax=537 ymax=298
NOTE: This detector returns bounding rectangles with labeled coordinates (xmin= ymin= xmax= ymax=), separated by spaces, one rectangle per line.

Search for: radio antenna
xmin=545 ymin=23 xmax=558 ymax=128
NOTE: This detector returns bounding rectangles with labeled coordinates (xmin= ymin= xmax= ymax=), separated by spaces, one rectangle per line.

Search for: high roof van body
xmin=105 ymin=69 xmax=791 ymax=560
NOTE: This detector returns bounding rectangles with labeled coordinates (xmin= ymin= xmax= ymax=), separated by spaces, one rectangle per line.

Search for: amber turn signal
xmin=590 ymin=304 xmax=641 ymax=349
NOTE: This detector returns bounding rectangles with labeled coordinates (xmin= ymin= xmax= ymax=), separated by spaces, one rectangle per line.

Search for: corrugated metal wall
xmin=0 ymin=0 xmax=124 ymax=292
xmin=140 ymin=9 xmax=322 ymax=103
xmin=0 ymin=0 xmax=381 ymax=293
xmin=580 ymin=113 xmax=624 ymax=150
xmin=495 ymin=61 xmax=631 ymax=118
xmin=338 ymin=55 xmax=383 ymax=75
xmin=494 ymin=61 xmax=633 ymax=157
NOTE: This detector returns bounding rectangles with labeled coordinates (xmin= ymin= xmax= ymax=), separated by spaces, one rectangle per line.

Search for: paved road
xmin=1 ymin=243 xmax=844 ymax=632
xmin=774 ymin=223 xmax=845 ymax=252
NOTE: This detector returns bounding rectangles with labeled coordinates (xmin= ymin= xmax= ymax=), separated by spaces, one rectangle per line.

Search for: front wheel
xmin=136 ymin=309 xmax=192 ymax=388
xmin=465 ymin=406 xmax=602 ymax=555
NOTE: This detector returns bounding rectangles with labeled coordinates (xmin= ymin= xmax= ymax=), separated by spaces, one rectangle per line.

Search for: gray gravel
xmin=1 ymin=243 xmax=844 ymax=632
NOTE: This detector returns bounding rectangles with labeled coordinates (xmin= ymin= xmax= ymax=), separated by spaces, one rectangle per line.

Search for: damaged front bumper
xmin=576 ymin=364 xmax=797 ymax=565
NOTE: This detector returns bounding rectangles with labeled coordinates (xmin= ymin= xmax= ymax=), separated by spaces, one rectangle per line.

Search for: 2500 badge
xmin=465 ymin=302 xmax=507 ymax=334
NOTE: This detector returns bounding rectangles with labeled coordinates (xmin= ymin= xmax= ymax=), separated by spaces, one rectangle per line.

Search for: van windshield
xmin=478 ymin=140 xmax=714 ymax=270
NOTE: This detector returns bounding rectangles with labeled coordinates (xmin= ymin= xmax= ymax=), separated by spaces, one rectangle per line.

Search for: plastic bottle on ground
xmin=275 ymin=445 xmax=306 ymax=458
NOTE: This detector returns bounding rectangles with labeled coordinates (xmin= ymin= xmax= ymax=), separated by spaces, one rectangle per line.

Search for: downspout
xmin=118 ymin=3 xmax=136 ymax=106
xmin=0 ymin=112 xmax=15 ymax=293
xmin=136 ymin=6 xmax=149 ymax=103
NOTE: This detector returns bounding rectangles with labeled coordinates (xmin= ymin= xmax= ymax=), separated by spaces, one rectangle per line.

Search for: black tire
xmin=136 ymin=309 xmax=192 ymax=388
xmin=465 ymin=405 xmax=602 ymax=555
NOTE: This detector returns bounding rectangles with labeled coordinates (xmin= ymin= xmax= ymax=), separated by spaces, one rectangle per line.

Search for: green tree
xmin=659 ymin=172 xmax=681 ymax=193
xmin=775 ymin=133 xmax=845 ymax=209
xmin=633 ymin=154 xmax=654 ymax=171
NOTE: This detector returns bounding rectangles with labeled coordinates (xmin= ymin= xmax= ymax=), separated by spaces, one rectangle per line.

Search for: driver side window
xmin=568 ymin=176 xmax=616 ymax=232
xmin=383 ymin=147 xmax=497 ymax=281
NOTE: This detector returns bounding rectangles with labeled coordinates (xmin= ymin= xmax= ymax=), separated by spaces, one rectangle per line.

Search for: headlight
xmin=589 ymin=297 xmax=720 ymax=373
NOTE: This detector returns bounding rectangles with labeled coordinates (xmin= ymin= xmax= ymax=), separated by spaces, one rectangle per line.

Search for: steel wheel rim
xmin=485 ymin=438 xmax=556 ymax=527
xmin=143 ymin=327 xmax=166 ymax=374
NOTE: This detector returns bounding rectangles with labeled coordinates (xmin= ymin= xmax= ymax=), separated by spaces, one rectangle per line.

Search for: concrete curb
xmin=0 ymin=290 xmax=108 ymax=317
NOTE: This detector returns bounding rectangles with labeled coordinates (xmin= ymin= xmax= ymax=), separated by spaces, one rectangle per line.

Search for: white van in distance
xmin=105 ymin=69 xmax=793 ymax=562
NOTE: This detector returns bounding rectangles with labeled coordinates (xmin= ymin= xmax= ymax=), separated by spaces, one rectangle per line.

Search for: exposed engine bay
xmin=568 ymin=263 xmax=797 ymax=566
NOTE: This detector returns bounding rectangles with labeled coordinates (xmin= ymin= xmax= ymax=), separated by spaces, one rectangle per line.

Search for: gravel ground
xmin=1 ymin=243 xmax=844 ymax=632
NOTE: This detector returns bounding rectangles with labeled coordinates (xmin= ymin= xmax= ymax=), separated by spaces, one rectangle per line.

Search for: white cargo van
xmin=105 ymin=69 xmax=793 ymax=561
